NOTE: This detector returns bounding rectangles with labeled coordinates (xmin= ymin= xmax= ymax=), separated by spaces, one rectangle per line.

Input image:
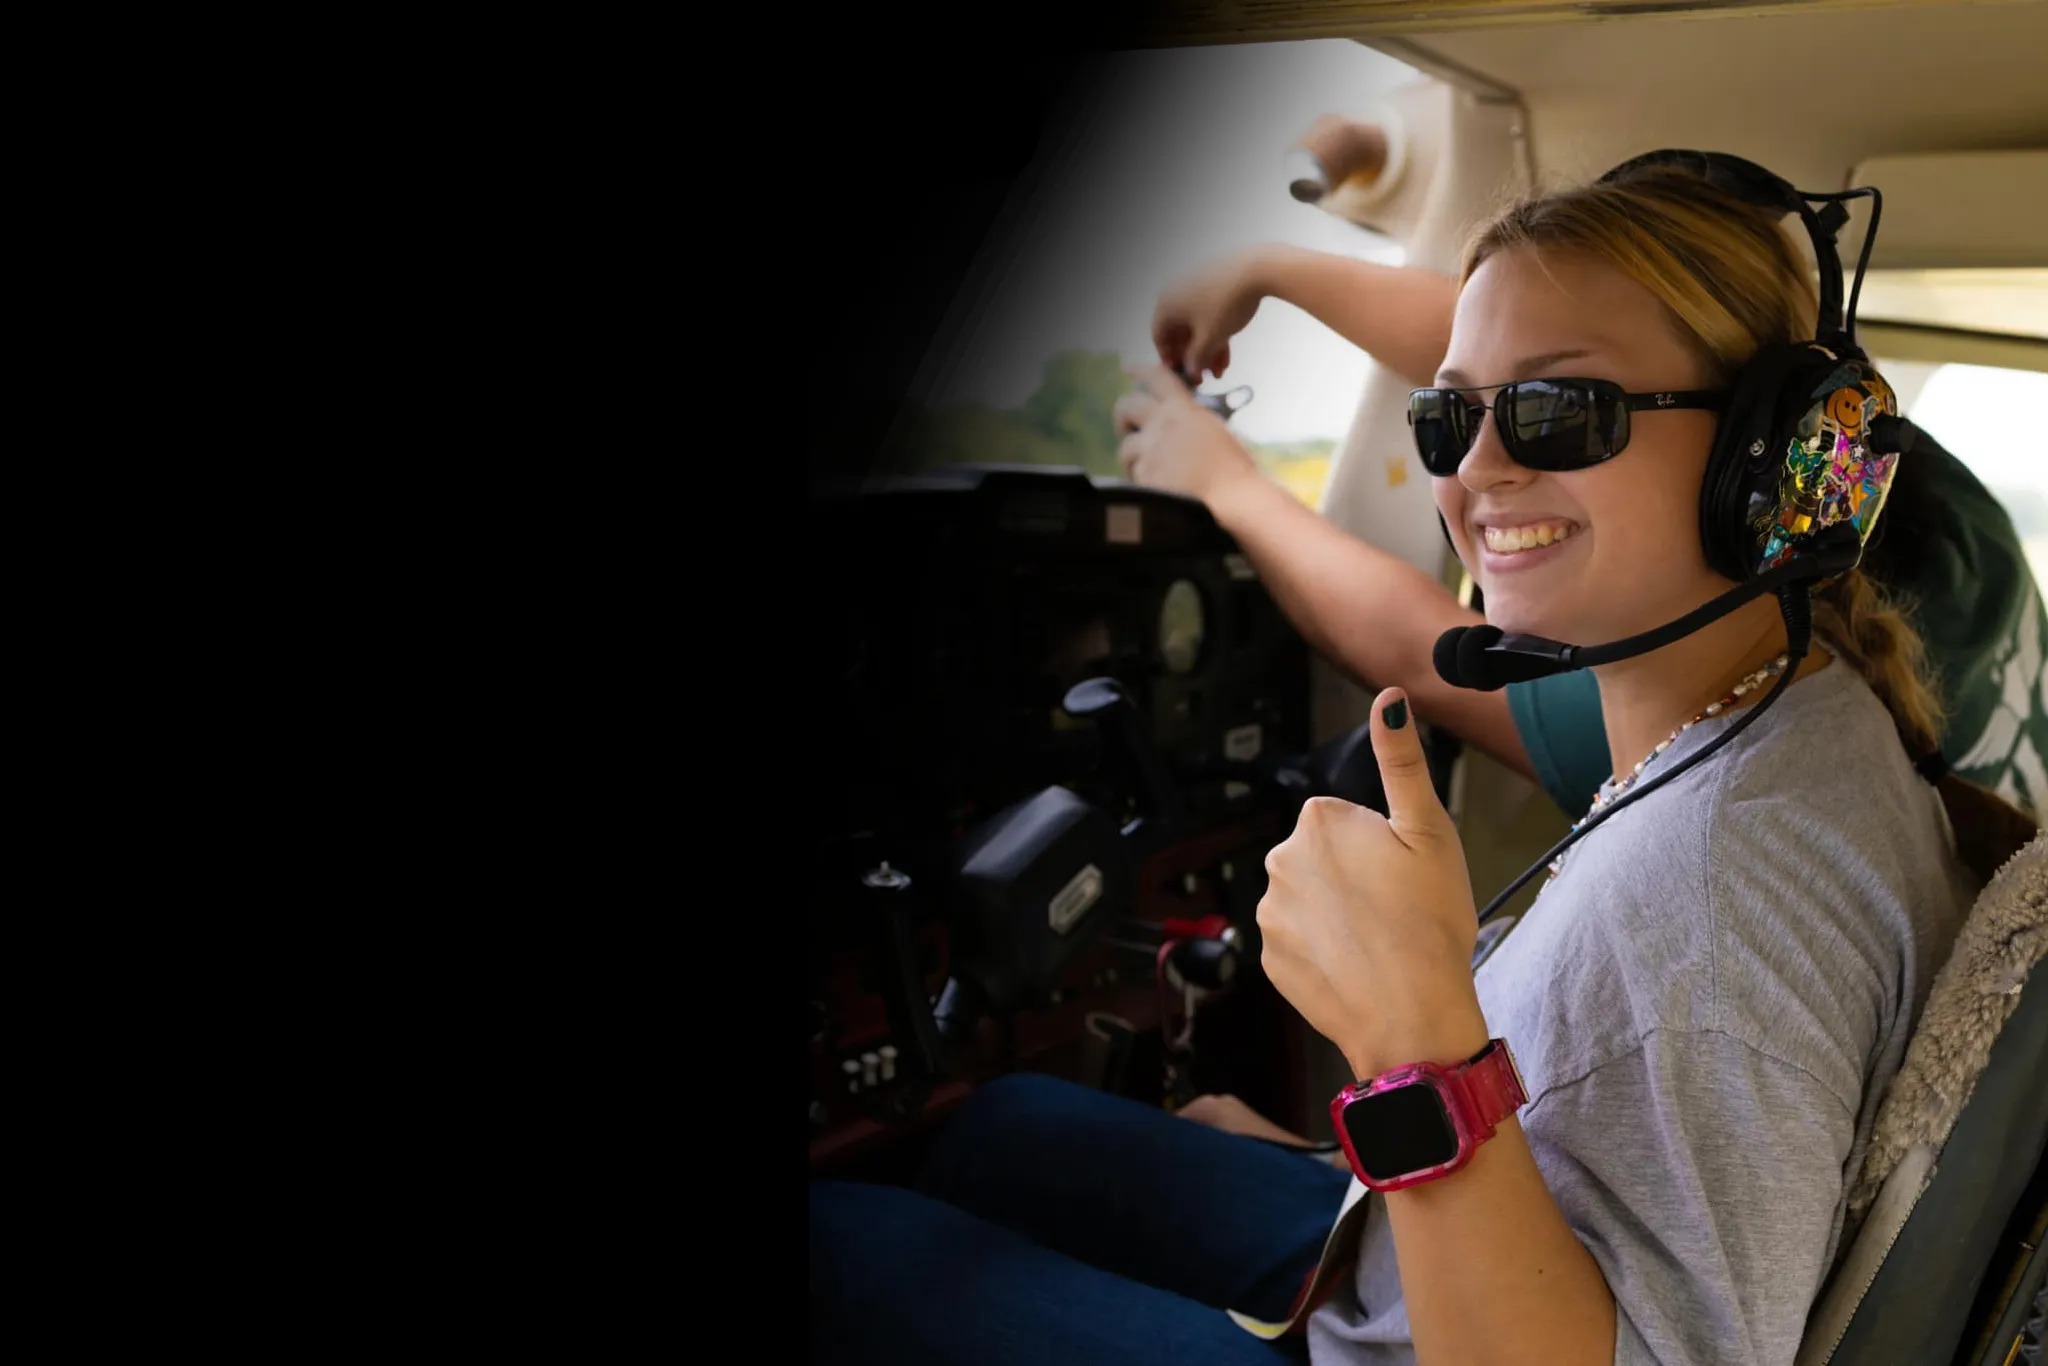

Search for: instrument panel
xmin=811 ymin=466 xmax=1309 ymax=846
xmin=806 ymin=466 xmax=1316 ymax=1171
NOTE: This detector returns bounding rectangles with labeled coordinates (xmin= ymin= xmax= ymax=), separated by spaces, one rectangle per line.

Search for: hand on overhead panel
xmin=1151 ymin=246 xmax=1273 ymax=383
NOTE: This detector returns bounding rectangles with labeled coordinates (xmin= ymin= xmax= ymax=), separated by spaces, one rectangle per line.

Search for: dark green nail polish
xmin=1383 ymin=698 xmax=1408 ymax=730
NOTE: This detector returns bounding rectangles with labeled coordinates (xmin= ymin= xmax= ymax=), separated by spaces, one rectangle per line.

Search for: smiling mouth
xmin=1482 ymin=521 xmax=1579 ymax=555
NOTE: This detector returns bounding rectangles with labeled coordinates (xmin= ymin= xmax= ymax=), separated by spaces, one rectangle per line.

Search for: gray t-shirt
xmin=1306 ymin=659 xmax=1976 ymax=1365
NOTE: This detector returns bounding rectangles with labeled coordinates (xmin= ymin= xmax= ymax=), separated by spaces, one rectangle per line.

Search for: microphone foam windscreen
xmin=1435 ymin=625 xmax=1501 ymax=690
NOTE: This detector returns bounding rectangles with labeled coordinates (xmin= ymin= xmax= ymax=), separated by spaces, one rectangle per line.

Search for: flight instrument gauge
xmin=1158 ymin=578 xmax=1205 ymax=675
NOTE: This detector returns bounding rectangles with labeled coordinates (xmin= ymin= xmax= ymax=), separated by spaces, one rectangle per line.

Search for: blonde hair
xmin=1462 ymin=164 xmax=2034 ymax=879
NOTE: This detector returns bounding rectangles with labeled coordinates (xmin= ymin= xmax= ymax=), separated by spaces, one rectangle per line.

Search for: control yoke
xmin=857 ymin=675 xmax=1395 ymax=1112
xmin=1061 ymin=676 xmax=1184 ymax=842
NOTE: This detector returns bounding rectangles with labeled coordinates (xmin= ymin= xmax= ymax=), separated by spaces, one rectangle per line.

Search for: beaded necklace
xmin=1545 ymin=653 xmax=1790 ymax=881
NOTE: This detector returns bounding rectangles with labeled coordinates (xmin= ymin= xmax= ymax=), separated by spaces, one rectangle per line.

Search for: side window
xmin=886 ymin=38 xmax=1419 ymax=510
xmin=1872 ymin=357 xmax=2048 ymax=812
xmin=1881 ymin=360 xmax=2048 ymax=586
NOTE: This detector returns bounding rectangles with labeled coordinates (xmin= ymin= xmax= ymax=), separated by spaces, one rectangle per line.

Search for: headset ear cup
xmin=1700 ymin=344 xmax=1830 ymax=581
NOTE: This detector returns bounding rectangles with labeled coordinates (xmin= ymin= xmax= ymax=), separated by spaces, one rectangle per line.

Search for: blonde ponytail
xmin=1810 ymin=568 xmax=1942 ymax=760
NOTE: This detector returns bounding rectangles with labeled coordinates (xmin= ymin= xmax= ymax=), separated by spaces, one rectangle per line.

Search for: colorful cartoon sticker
xmin=1752 ymin=366 xmax=1901 ymax=572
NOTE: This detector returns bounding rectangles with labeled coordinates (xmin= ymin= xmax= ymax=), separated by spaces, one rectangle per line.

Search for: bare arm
xmin=1250 ymin=245 xmax=1459 ymax=390
xmin=1205 ymin=466 xmax=1535 ymax=782
xmin=1387 ymin=1116 xmax=1618 ymax=1365
xmin=1155 ymin=244 xmax=1459 ymax=391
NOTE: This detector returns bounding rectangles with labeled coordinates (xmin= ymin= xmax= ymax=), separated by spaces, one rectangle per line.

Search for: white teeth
xmin=1484 ymin=522 xmax=1576 ymax=554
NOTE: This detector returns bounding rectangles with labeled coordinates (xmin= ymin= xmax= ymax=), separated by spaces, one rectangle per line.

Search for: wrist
xmin=1201 ymin=459 xmax=1277 ymax=529
xmin=1244 ymin=241 xmax=1306 ymax=304
xmin=1342 ymin=982 xmax=1490 ymax=1081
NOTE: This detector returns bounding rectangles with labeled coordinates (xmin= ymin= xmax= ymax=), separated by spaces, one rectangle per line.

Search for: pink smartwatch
xmin=1329 ymin=1038 xmax=1527 ymax=1192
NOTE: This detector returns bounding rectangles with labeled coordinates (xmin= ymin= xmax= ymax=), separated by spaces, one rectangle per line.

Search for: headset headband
xmin=1598 ymin=148 xmax=1858 ymax=351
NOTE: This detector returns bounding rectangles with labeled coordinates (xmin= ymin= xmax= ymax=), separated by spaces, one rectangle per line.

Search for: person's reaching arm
xmin=1114 ymin=365 xmax=1536 ymax=782
xmin=1153 ymin=244 xmax=1458 ymax=390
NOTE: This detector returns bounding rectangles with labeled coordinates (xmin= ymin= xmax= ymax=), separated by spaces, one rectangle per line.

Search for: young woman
xmin=808 ymin=159 xmax=2018 ymax=1366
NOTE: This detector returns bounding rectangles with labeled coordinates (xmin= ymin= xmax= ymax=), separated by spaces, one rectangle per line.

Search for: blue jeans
xmin=809 ymin=1072 xmax=1353 ymax=1365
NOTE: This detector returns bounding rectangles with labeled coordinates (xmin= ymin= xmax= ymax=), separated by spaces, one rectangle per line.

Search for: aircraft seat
xmin=1795 ymin=830 xmax=2047 ymax=1366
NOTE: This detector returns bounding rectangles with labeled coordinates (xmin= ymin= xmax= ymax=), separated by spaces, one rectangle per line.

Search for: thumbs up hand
xmin=1257 ymin=688 xmax=1492 ymax=1080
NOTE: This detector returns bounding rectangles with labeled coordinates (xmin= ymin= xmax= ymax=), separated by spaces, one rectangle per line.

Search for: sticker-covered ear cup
xmin=1699 ymin=342 xmax=1837 ymax=581
xmin=1704 ymin=347 xmax=1905 ymax=583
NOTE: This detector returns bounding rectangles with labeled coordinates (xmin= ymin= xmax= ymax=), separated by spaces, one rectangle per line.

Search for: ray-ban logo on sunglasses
xmin=1655 ymin=393 xmax=1675 ymax=406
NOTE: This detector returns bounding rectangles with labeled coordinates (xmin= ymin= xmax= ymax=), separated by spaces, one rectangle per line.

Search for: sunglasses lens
xmin=1502 ymin=381 xmax=1617 ymax=470
xmin=1409 ymin=391 xmax=1472 ymax=475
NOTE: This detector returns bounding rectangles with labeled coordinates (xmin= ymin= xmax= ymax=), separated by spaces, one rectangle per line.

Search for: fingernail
xmin=1382 ymin=698 xmax=1408 ymax=730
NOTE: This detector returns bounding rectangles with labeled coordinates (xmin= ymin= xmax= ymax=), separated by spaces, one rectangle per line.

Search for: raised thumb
xmin=1370 ymin=687 xmax=1445 ymax=842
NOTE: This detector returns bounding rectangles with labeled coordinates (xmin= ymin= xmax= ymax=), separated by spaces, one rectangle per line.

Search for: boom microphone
xmin=1433 ymin=524 xmax=1862 ymax=691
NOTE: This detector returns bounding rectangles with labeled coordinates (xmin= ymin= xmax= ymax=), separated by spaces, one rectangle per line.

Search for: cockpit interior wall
xmin=1376 ymin=4 xmax=2048 ymax=194
xmin=1110 ymin=0 xmax=2045 ymax=47
xmin=1844 ymin=150 xmax=2048 ymax=272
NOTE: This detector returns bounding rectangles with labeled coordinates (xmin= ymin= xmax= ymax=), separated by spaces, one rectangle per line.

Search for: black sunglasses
xmin=1407 ymin=378 xmax=1726 ymax=476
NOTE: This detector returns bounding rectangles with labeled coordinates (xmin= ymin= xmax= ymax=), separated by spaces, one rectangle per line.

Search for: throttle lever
xmin=862 ymin=861 xmax=949 ymax=1087
xmin=1063 ymin=677 xmax=1184 ymax=842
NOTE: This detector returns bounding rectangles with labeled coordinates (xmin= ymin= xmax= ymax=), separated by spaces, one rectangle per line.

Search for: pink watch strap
xmin=1457 ymin=1039 xmax=1528 ymax=1134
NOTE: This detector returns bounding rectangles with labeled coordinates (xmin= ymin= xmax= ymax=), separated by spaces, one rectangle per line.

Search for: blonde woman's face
xmin=1433 ymin=246 xmax=1729 ymax=646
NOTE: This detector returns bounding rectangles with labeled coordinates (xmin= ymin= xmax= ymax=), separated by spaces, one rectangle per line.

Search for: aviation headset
xmin=1437 ymin=149 xmax=1917 ymax=923
xmin=1617 ymin=150 xmax=1904 ymax=586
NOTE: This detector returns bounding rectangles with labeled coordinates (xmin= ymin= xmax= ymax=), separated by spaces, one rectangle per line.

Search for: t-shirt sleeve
xmin=1524 ymin=1031 xmax=1857 ymax=1366
xmin=1506 ymin=670 xmax=1611 ymax=818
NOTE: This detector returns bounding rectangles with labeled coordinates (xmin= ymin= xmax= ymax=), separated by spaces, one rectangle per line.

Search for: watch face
xmin=1341 ymin=1081 xmax=1459 ymax=1180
